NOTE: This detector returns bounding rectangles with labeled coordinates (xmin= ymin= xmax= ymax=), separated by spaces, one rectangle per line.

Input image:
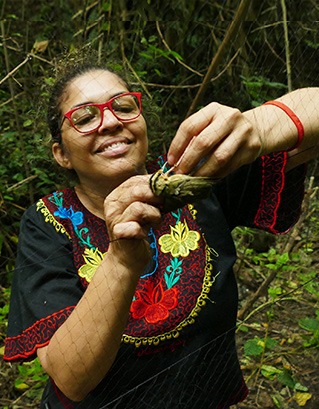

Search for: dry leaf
xmin=293 ymin=392 xmax=312 ymax=406
xmin=32 ymin=40 xmax=49 ymax=53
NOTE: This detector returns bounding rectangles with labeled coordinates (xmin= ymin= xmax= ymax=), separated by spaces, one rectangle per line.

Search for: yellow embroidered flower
xmin=78 ymin=248 xmax=106 ymax=283
xmin=159 ymin=220 xmax=200 ymax=257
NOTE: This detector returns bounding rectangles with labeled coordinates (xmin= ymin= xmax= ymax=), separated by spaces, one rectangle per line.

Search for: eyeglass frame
xmin=60 ymin=92 xmax=142 ymax=134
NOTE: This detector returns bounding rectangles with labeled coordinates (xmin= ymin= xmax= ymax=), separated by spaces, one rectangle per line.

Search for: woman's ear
xmin=52 ymin=142 xmax=73 ymax=169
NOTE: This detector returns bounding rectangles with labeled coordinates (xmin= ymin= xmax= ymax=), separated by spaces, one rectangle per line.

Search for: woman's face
xmin=53 ymin=69 xmax=148 ymax=192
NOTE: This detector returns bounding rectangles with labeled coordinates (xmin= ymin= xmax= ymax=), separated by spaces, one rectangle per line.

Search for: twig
xmin=118 ymin=21 xmax=152 ymax=99
xmin=0 ymin=91 xmax=24 ymax=108
xmin=186 ymin=0 xmax=253 ymax=117
xmin=251 ymin=21 xmax=283 ymax=33
xmin=210 ymin=48 xmax=241 ymax=82
xmin=73 ymin=15 xmax=104 ymax=38
xmin=0 ymin=42 xmax=21 ymax=52
xmin=237 ymin=268 xmax=280 ymax=320
xmin=0 ymin=0 xmax=6 ymax=20
xmin=156 ymin=21 xmax=203 ymax=77
xmin=253 ymin=322 xmax=270 ymax=388
xmin=237 ymin=296 xmax=296 ymax=326
xmin=7 ymin=173 xmax=41 ymax=192
xmin=28 ymin=52 xmax=55 ymax=66
xmin=0 ymin=21 xmax=34 ymax=203
xmin=281 ymin=0 xmax=292 ymax=91
xmin=130 ymin=49 xmax=239 ymax=91
xmin=0 ymin=54 xmax=31 ymax=86
xmin=284 ymin=176 xmax=314 ymax=254
xmin=71 ymin=0 xmax=99 ymax=19
xmin=130 ymin=82 xmax=202 ymax=89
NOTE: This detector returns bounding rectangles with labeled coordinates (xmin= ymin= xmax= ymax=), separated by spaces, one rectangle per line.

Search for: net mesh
xmin=0 ymin=3 xmax=319 ymax=409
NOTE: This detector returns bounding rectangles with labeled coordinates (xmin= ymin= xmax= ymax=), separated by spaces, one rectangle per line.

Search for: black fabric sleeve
xmin=214 ymin=152 xmax=306 ymax=233
xmin=4 ymin=204 xmax=84 ymax=362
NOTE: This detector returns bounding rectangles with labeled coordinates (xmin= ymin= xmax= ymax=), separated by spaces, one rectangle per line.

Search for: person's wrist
xmin=263 ymin=100 xmax=304 ymax=151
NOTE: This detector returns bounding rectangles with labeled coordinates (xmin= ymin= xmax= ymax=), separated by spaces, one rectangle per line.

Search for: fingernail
xmin=167 ymin=154 xmax=174 ymax=165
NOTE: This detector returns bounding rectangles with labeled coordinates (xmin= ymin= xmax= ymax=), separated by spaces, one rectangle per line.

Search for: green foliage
xmin=1 ymin=2 xmax=319 ymax=408
xmin=299 ymin=315 xmax=319 ymax=348
xmin=241 ymin=75 xmax=287 ymax=107
xmin=244 ymin=336 xmax=277 ymax=357
xmin=14 ymin=359 xmax=49 ymax=399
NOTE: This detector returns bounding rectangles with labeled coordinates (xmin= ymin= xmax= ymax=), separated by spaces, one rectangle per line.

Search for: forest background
xmin=0 ymin=0 xmax=319 ymax=408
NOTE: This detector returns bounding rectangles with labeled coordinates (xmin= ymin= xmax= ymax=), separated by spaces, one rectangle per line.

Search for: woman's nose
xmin=98 ymin=108 xmax=123 ymax=133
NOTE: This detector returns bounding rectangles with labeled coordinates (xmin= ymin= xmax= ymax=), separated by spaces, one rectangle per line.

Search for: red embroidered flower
xmin=131 ymin=282 xmax=178 ymax=324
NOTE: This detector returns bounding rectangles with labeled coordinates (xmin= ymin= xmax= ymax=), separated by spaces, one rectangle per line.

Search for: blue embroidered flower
xmin=54 ymin=206 xmax=83 ymax=228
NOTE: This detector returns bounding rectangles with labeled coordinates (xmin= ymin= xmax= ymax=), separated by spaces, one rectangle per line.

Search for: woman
xmin=4 ymin=61 xmax=319 ymax=408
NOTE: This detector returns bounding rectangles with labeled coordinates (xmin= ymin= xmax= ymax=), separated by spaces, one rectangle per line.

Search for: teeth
xmin=103 ymin=142 xmax=126 ymax=151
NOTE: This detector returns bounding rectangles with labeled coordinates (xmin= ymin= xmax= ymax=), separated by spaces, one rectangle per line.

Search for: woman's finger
xmin=167 ymin=103 xmax=220 ymax=166
xmin=104 ymin=175 xmax=162 ymax=219
xmin=193 ymin=127 xmax=261 ymax=179
xmin=168 ymin=103 xmax=246 ymax=175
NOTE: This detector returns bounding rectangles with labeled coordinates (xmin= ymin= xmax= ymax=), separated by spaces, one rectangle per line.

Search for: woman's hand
xmin=104 ymin=174 xmax=162 ymax=270
xmin=167 ymin=102 xmax=263 ymax=179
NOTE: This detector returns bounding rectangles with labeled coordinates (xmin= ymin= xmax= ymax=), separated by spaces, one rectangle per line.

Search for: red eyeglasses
xmin=62 ymin=92 xmax=142 ymax=133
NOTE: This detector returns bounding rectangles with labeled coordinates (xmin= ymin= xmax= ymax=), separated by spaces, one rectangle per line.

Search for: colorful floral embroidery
xmin=78 ymin=248 xmax=106 ymax=283
xmin=165 ymin=258 xmax=183 ymax=288
xmin=35 ymin=169 xmax=219 ymax=350
xmin=131 ymin=282 xmax=178 ymax=324
xmin=54 ymin=205 xmax=83 ymax=228
xmin=36 ymin=200 xmax=71 ymax=239
xmin=159 ymin=220 xmax=200 ymax=257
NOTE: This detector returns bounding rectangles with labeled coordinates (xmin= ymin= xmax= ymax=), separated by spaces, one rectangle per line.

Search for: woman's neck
xmin=75 ymin=184 xmax=106 ymax=220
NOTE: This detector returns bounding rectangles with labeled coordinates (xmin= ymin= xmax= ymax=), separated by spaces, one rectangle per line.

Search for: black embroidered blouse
xmin=4 ymin=154 xmax=305 ymax=409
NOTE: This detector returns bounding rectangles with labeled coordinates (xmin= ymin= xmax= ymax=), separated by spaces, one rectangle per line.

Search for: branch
xmin=156 ymin=21 xmax=203 ymax=77
xmin=237 ymin=268 xmax=279 ymax=320
xmin=186 ymin=0 xmax=254 ymax=117
xmin=118 ymin=20 xmax=152 ymax=99
xmin=0 ymin=54 xmax=31 ymax=86
xmin=281 ymin=0 xmax=292 ymax=91
xmin=0 ymin=91 xmax=24 ymax=108
xmin=130 ymin=82 xmax=202 ymax=89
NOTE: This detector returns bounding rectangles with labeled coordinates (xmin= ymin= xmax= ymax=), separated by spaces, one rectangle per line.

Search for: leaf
xmin=169 ymin=50 xmax=183 ymax=60
xmin=293 ymin=392 xmax=312 ymax=406
xmin=23 ymin=119 xmax=32 ymax=127
xmin=244 ymin=339 xmax=264 ymax=356
xmin=32 ymin=39 xmax=49 ymax=53
xmin=299 ymin=318 xmax=319 ymax=333
xmin=139 ymin=52 xmax=153 ymax=60
xmin=261 ymin=365 xmax=282 ymax=380
xmin=265 ymin=337 xmax=278 ymax=349
xmin=276 ymin=252 xmax=290 ymax=267
xmin=15 ymin=379 xmax=29 ymax=390
xmin=277 ymin=370 xmax=295 ymax=389
xmin=101 ymin=2 xmax=111 ymax=12
xmin=295 ymin=383 xmax=308 ymax=392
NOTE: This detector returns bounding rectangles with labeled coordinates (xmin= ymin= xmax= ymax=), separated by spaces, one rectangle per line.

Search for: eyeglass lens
xmin=71 ymin=94 xmax=140 ymax=132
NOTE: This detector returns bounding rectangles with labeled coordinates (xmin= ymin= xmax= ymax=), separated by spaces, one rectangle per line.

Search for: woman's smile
xmin=94 ymin=136 xmax=133 ymax=157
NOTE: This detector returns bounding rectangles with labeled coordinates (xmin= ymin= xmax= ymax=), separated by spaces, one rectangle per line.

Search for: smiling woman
xmin=3 ymin=52 xmax=319 ymax=409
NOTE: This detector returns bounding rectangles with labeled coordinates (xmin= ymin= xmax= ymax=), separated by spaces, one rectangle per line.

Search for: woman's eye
xmin=112 ymin=103 xmax=134 ymax=113
xmin=72 ymin=106 xmax=99 ymax=125
xmin=112 ymin=96 xmax=138 ymax=114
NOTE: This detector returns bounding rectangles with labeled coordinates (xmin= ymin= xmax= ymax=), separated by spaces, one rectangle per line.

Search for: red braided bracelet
xmin=263 ymin=100 xmax=304 ymax=151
